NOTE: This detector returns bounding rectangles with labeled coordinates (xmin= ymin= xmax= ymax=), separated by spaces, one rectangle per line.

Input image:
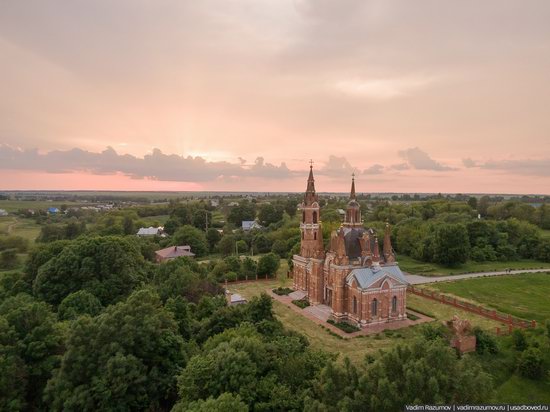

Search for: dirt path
xmin=405 ymin=268 xmax=550 ymax=285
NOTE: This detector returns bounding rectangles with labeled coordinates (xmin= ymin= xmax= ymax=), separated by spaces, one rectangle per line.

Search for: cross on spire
xmin=309 ymin=159 xmax=314 ymax=168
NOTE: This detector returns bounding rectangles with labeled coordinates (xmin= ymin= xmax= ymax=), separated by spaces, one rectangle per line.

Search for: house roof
xmin=155 ymin=245 xmax=195 ymax=259
xmin=347 ymin=264 xmax=408 ymax=290
xmin=137 ymin=227 xmax=162 ymax=236
xmin=242 ymin=221 xmax=262 ymax=230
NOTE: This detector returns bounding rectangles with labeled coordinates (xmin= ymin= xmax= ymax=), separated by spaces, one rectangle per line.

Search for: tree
xmin=271 ymin=239 xmax=288 ymax=258
xmin=478 ymin=196 xmax=491 ymax=217
xmin=57 ymin=290 xmax=103 ymax=320
xmin=44 ymin=289 xmax=186 ymax=411
xmin=218 ymin=235 xmax=236 ymax=257
xmin=33 ymin=236 xmax=146 ymax=306
xmin=0 ymin=294 xmax=64 ymax=409
xmin=174 ymin=393 xmax=249 ymax=412
xmin=206 ymin=228 xmax=222 ymax=252
xmin=241 ymin=257 xmax=257 ymax=280
xmin=257 ymin=253 xmax=280 ymax=277
xmin=467 ymin=197 xmax=478 ymax=210
xmin=284 ymin=199 xmax=298 ymax=217
xmin=258 ymin=204 xmax=284 ymax=226
xmin=173 ymin=225 xmax=208 ymax=257
xmin=306 ymin=337 xmax=493 ymax=411
xmin=0 ymin=249 xmax=18 ymax=270
xmin=122 ymin=215 xmax=135 ymax=235
xmin=236 ymin=240 xmax=248 ymax=254
xmin=518 ymin=347 xmax=544 ymax=379
xmin=227 ymin=202 xmax=256 ymax=226
xmin=433 ymin=224 xmax=470 ymax=266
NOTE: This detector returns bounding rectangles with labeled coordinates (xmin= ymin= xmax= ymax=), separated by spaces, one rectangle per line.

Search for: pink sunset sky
xmin=1 ymin=1 xmax=550 ymax=194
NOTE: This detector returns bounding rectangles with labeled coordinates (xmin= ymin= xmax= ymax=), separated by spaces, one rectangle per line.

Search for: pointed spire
xmin=384 ymin=221 xmax=396 ymax=263
xmin=373 ymin=236 xmax=380 ymax=262
xmin=304 ymin=160 xmax=317 ymax=205
xmin=350 ymin=172 xmax=356 ymax=200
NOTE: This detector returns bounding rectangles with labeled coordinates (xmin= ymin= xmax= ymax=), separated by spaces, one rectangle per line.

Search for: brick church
xmin=292 ymin=164 xmax=408 ymax=327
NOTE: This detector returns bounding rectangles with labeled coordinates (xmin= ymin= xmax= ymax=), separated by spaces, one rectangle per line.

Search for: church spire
xmin=350 ymin=173 xmax=356 ymax=200
xmin=383 ymin=222 xmax=396 ymax=263
xmin=304 ymin=160 xmax=317 ymax=205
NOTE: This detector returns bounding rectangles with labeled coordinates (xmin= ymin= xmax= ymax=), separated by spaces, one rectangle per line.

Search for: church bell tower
xmin=299 ymin=162 xmax=324 ymax=258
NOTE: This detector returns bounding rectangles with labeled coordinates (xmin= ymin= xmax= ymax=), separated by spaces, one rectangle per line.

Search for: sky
xmin=1 ymin=0 xmax=550 ymax=194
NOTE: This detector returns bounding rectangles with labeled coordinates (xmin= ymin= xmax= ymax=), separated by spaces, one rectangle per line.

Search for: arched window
xmin=353 ymin=296 xmax=357 ymax=314
xmin=302 ymin=211 xmax=305 ymax=223
xmin=371 ymin=299 xmax=378 ymax=316
xmin=314 ymin=232 xmax=317 ymax=240
xmin=392 ymin=296 xmax=398 ymax=312
xmin=313 ymin=211 xmax=318 ymax=224
xmin=301 ymin=231 xmax=304 ymax=240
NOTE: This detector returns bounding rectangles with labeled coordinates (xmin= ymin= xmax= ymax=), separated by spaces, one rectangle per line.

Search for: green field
xmin=398 ymin=254 xmax=550 ymax=276
xmin=428 ymin=272 xmax=550 ymax=324
xmin=540 ymin=229 xmax=550 ymax=239
xmin=0 ymin=216 xmax=42 ymax=241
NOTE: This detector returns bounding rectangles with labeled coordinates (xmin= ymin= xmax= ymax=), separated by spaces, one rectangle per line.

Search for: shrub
xmin=518 ymin=347 xmax=545 ymax=379
xmin=512 ymin=329 xmax=528 ymax=351
xmin=327 ymin=319 xmax=360 ymax=333
xmin=292 ymin=299 xmax=310 ymax=309
xmin=407 ymin=312 xmax=420 ymax=321
xmin=472 ymin=327 xmax=498 ymax=354
xmin=272 ymin=287 xmax=293 ymax=296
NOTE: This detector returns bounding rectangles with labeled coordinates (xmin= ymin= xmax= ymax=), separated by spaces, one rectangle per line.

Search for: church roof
xmin=347 ymin=264 xmax=408 ymax=290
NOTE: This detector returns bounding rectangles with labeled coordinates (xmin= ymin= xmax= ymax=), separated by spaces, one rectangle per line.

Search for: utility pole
xmin=205 ymin=210 xmax=208 ymax=232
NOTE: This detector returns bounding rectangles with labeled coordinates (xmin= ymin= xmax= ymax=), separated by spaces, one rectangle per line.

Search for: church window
xmin=371 ymin=299 xmax=378 ymax=316
xmin=313 ymin=211 xmax=318 ymax=223
xmin=353 ymin=296 xmax=357 ymax=314
xmin=302 ymin=211 xmax=305 ymax=223
xmin=301 ymin=231 xmax=304 ymax=240
xmin=314 ymin=232 xmax=317 ymax=240
xmin=392 ymin=296 xmax=398 ymax=312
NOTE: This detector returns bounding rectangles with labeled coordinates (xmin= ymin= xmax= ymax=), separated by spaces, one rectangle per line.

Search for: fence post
xmin=496 ymin=327 xmax=500 ymax=336
xmin=531 ymin=320 xmax=537 ymax=328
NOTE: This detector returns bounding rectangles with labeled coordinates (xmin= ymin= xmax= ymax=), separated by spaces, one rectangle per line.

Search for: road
xmin=405 ymin=268 xmax=550 ymax=285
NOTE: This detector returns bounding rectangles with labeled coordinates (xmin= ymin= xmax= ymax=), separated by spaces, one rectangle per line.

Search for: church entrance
xmin=324 ymin=287 xmax=333 ymax=307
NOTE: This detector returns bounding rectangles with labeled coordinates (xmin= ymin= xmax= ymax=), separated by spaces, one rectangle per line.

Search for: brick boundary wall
xmin=408 ymin=285 xmax=537 ymax=334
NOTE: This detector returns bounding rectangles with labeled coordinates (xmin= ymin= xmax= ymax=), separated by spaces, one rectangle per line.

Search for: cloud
xmin=463 ymin=157 xmax=550 ymax=176
xmin=398 ymin=147 xmax=456 ymax=171
xmin=333 ymin=76 xmax=437 ymax=100
xmin=318 ymin=155 xmax=355 ymax=177
xmin=389 ymin=163 xmax=410 ymax=171
xmin=363 ymin=164 xmax=384 ymax=175
xmin=0 ymin=145 xmax=294 ymax=182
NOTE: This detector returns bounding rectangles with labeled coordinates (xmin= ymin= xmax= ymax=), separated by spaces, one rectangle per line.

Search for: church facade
xmin=292 ymin=165 xmax=408 ymax=327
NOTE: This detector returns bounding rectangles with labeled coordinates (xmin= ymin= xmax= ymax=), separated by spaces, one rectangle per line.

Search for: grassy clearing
xmin=139 ymin=215 xmax=170 ymax=226
xmin=540 ymin=229 xmax=550 ymax=239
xmin=406 ymin=293 xmax=505 ymax=331
xmin=0 ymin=216 xmax=42 ymax=242
xmin=398 ymin=254 xmax=550 ymax=276
xmin=428 ymin=272 xmax=550 ymax=324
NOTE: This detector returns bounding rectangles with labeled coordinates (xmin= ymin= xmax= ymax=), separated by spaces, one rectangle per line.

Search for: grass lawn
xmin=406 ymin=293 xmax=505 ymax=331
xmin=493 ymin=375 xmax=550 ymax=403
xmin=139 ymin=214 xmax=170 ymax=226
xmin=540 ymin=229 xmax=550 ymax=239
xmin=398 ymin=254 xmax=550 ymax=276
xmin=427 ymin=272 xmax=550 ymax=324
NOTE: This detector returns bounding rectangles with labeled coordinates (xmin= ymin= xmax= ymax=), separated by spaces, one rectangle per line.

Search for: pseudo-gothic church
xmin=292 ymin=164 xmax=408 ymax=327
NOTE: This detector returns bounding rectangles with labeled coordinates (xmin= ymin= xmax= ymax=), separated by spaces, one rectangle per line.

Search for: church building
xmin=292 ymin=164 xmax=408 ymax=327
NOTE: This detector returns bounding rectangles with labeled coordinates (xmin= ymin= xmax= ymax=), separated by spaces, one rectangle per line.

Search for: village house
xmin=155 ymin=245 xmax=195 ymax=263
xmin=137 ymin=226 xmax=164 ymax=237
xmin=242 ymin=220 xmax=263 ymax=231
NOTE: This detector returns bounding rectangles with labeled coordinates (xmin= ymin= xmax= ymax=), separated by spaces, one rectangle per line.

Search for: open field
xmin=138 ymin=214 xmax=170 ymax=226
xmin=427 ymin=272 xmax=550 ymax=324
xmin=540 ymin=229 xmax=550 ymax=239
xmin=0 ymin=216 xmax=42 ymax=241
xmin=398 ymin=254 xmax=550 ymax=276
